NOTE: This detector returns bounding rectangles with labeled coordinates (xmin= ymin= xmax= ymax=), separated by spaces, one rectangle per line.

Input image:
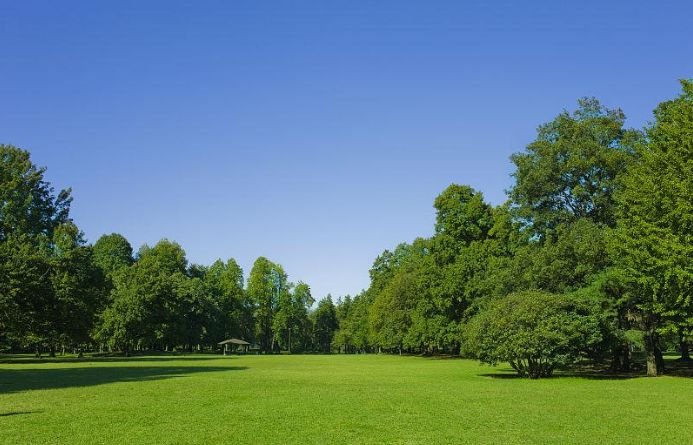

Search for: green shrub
xmin=464 ymin=291 xmax=603 ymax=378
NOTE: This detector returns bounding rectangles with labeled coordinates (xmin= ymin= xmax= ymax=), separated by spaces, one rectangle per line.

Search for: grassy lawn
xmin=1 ymin=354 xmax=691 ymax=445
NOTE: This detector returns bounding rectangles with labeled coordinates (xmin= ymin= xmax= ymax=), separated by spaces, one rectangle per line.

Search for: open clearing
xmin=1 ymin=354 xmax=691 ymax=445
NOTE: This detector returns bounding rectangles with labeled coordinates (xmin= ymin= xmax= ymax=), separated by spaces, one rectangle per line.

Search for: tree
xmin=0 ymin=145 xmax=79 ymax=354
xmin=173 ymin=273 xmax=214 ymax=352
xmin=333 ymin=295 xmax=354 ymax=353
xmin=92 ymin=233 xmax=133 ymax=284
xmin=47 ymin=223 xmax=103 ymax=355
xmin=336 ymin=291 xmax=374 ymax=353
xmin=369 ymin=267 xmax=418 ymax=353
xmin=204 ymin=258 xmax=251 ymax=344
xmin=312 ymin=296 xmax=338 ymax=353
xmin=247 ymin=257 xmax=287 ymax=352
xmin=368 ymin=243 xmax=417 ymax=294
xmin=464 ymin=291 xmax=604 ymax=378
xmin=613 ymin=80 xmax=693 ymax=376
xmin=0 ymin=145 xmax=72 ymax=241
xmin=511 ymin=219 xmax=611 ymax=294
xmin=273 ymin=281 xmax=313 ymax=352
xmin=96 ymin=240 xmax=189 ymax=354
xmin=432 ymin=184 xmax=493 ymax=262
xmin=0 ymin=233 xmax=53 ymax=353
xmin=426 ymin=187 xmax=496 ymax=350
xmin=502 ymin=99 xmax=647 ymax=373
xmin=573 ymin=268 xmax=635 ymax=371
xmin=510 ymin=99 xmax=639 ymax=233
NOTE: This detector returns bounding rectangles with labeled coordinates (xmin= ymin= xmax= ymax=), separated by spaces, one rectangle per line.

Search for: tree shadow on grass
xmin=479 ymin=362 xmax=693 ymax=380
xmin=477 ymin=371 xmax=524 ymax=380
xmin=0 ymin=364 xmax=247 ymax=394
xmin=478 ymin=371 xmax=640 ymax=380
xmin=663 ymin=360 xmax=693 ymax=378
xmin=0 ymin=410 xmax=43 ymax=417
xmin=0 ymin=355 xmax=227 ymax=365
xmin=421 ymin=354 xmax=465 ymax=360
xmin=477 ymin=365 xmax=641 ymax=380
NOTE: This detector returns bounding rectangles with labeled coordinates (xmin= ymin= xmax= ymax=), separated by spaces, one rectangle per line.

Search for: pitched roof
xmin=218 ymin=338 xmax=250 ymax=345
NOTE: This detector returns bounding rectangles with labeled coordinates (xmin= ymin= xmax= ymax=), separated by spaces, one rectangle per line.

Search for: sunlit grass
xmin=1 ymin=354 xmax=691 ymax=444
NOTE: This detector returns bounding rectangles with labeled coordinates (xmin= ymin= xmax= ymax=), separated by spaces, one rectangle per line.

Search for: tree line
xmin=1 ymin=80 xmax=690 ymax=377
xmin=0 ymin=150 xmax=338 ymax=356
xmin=330 ymin=81 xmax=692 ymax=378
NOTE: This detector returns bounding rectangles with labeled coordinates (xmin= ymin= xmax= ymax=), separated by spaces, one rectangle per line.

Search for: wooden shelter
xmin=218 ymin=338 xmax=250 ymax=355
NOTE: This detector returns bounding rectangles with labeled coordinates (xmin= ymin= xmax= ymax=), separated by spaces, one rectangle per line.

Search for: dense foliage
xmin=332 ymin=82 xmax=692 ymax=377
xmin=0 ymin=144 xmax=328 ymax=355
xmin=1 ymin=80 xmax=691 ymax=377
xmin=464 ymin=291 xmax=605 ymax=378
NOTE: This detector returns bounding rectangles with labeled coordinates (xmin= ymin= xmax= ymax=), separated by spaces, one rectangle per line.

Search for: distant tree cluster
xmin=0 ymin=146 xmax=339 ymax=355
xmin=1 ymin=80 xmax=690 ymax=378
xmin=330 ymin=81 xmax=692 ymax=377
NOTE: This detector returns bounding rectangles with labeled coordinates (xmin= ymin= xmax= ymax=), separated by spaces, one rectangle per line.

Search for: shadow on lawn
xmin=0 ymin=410 xmax=42 ymax=417
xmin=478 ymin=370 xmax=639 ymax=380
xmin=0 ymin=364 xmax=247 ymax=394
xmin=0 ymin=355 xmax=230 ymax=365
xmin=479 ymin=360 xmax=693 ymax=380
xmin=421 ymin=354 xmax=465 ymax=360
xmin=663 ymin=360 xmax=693 ymax=377
xmin=477 ymin=371 xmax=644 ymax=380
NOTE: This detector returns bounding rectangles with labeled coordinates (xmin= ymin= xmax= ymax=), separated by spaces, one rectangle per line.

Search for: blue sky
xmin=2 ymin=1 xmax=691 ymax=300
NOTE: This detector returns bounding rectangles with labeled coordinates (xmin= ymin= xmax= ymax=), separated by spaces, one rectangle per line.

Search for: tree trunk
xmin=680 ymin=333 xmax=690 ymax=361
xmin=654 ymin=345 xmax=665 ymax=375
xmin=644 ymin=330 xmax=659 ymax=377
xmin=611 ymin=342 xmax=631 ymax=372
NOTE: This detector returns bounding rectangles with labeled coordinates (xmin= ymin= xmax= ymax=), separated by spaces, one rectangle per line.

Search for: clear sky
xmin=2 ymin=1 xmax=691 ymax=300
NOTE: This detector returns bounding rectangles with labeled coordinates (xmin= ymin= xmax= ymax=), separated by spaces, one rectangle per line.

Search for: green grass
xmin=1 ymin=354 xmax=691 ymax=445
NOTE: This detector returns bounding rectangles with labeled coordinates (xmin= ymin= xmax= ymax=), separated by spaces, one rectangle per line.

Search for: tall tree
xmin=333 ymin=295 xmax=354 ymax=353
xmin=92 ymin=233 xmax=133 ymax=283
xmin=0 ymin=234 xmax=52 ymax=353
xmin=274 ymin=281 xmax=314 ymax=352
xmin=96 ymin=240 xmax=189 ymax=353
xmin=205 ymin=258 xmax=251 ymax=344
xmin=247 ymin=257 xmax=287 ymax=352
xmin=614 ymin=80 xmax=693 ymax=376
xmin=47 ymin=223 xmax=102 ymax=355
xmin=339 ymin=291 xmax=374 ymax=353
xmin=0 ymin=145 xmax=72 ymax=241
xmin=312 ymin=296 xmax=338 ymax=353
xmin=505 ymin=99 xmax=643 ymax=371
xmin=369 ymin=266 xmax=419 ymax=354
xmin=510 ymin=98 xmax=639 ymax=233
xmin=432 ymin=184 xmax=493 ymax=263
xmin=0 ymin=145 xmax=76 ymax=353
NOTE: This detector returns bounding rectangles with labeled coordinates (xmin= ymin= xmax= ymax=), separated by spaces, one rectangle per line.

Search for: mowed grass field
xmin=1 ymin=354 xmax=691 ymax=445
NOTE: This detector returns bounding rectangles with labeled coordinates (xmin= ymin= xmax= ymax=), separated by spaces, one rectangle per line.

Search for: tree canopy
xmin=1 ymin=80 xmax=691 ymax=377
